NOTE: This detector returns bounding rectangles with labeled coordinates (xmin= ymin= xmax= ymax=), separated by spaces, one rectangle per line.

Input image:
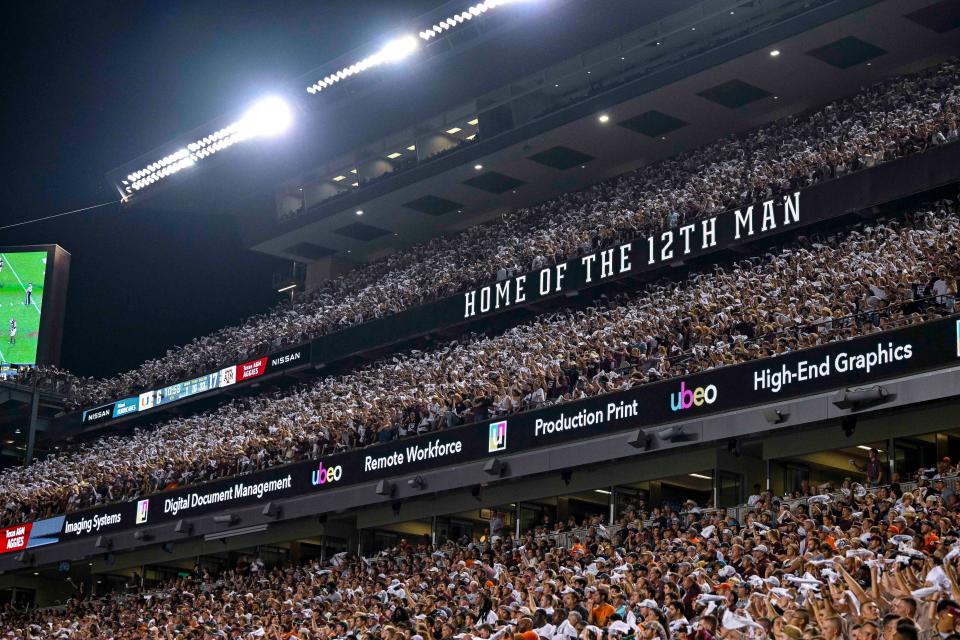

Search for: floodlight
xmin=378 ymin=35 xmax=418 ymax=63
xmin=239 ymin=96 xmax=293 ymax=138
xmin=419 ymin=0 xmax=529 ymax=41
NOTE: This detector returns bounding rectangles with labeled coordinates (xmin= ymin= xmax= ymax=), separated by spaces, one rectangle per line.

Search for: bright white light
xmin=238 ymin=96 xmax=293 ymax=138
xmin=419 ymin=0 xmax=527 ymax=41
xmin=770 ymin=49 xmax=780 ymax=57
xmin=689 ymin=473 xmax=713 ymax=480
xmin=594 ymin=489 xmax=611 ymax=495
xmin=306 ymin=0 xmax=526 ymax=93
xmin=598 ymin=114 xmax=610 ymax=123
xmin=127 ymin=98 xmax=294 ymax=193
xmin=473 ymin=164 xmax=483 ymax=170
xmin=378 ymin=35 xmax=418 ymax=63
xmin=856 ymin=445 xmax=883 ymax=452
xmin=355 ymin=210 xmax=364 ymax=216
xmin=306 ymin=34 xmax=418 ymax=94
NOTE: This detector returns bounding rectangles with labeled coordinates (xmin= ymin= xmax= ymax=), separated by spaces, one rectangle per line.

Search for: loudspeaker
xmin=375 ymin=480 xmax=395 ymax=497
xmin=483 ymin=458 xmax=504 ymax=476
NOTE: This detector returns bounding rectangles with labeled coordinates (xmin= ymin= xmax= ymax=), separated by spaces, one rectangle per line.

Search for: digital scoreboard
xmin=0 ymin=245 xmax=70 ymax=372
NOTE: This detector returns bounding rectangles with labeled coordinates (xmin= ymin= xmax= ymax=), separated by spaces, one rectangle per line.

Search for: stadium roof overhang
xmin=243 ymin=0 xmax=960 ymax=264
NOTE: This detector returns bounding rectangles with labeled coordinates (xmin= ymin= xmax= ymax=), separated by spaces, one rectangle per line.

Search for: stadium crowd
xmin=0 ymin=201 xmax=957 ymax=530
xmin=7 ymin=465 xmax=960 ymax=639
xmin=49 ymin=58 xmax=960 ymax=409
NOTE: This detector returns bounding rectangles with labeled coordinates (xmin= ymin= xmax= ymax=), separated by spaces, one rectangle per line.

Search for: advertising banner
xmin=77 ymin=346 xmax=312 ymax=428
xmin=15 ymin=316 xmax=960 ymax=553
xmin=26 ymin=516 xmax=65 ymax=549
xmin=236 ymin=357 xmax=268 ymax=382
xmin=268 ymin=346 xmax=308 ymax=373
xmin=82 ymin=403 xmax=116 ymax=425
xmin=112 ymin=397 xmax=138 ymax=418
xmin=0 ymin=523 xmax=31 ymax=553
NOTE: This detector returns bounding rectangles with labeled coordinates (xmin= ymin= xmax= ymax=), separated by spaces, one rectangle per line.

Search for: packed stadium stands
xmin=0 ymin=199 xmax=956 ymax=529
xmin=4 ymin=462 xmax=960 ymax=640
xmin=8 ymin=0 xmax=960 ymax=630
xmin=43 ymin=57 xmax=960 ymax=411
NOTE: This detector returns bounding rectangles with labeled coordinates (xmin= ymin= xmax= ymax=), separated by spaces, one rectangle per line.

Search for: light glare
xmin=238 ymin=96 xmax=293 ymax=138
xmin=306 ymin=34 xmax=418 ymax=94
xmin=378 ymin=35 xmax=418 ymax=63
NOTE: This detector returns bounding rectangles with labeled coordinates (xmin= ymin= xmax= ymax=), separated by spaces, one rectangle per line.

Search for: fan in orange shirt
xmin=589 ymin=588 xmax=617 ymax=627
xmin=570 ymin=535 xmax=586 ymax=556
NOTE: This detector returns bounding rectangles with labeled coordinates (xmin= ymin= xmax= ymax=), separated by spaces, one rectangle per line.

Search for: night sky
xmin=0 ymin=0 xmax=445 ymax=378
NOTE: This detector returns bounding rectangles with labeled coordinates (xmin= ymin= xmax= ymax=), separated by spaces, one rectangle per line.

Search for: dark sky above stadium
xmin=0 ymin=0 xmax=445 ymax=378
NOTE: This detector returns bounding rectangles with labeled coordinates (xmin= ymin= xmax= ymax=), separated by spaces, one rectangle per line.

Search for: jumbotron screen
xmin=0 ymin=250 xmax=50 ymax=367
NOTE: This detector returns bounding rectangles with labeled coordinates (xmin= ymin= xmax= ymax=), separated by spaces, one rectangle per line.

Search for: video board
xmin=0 ymin=245 xmax=70 ymax=371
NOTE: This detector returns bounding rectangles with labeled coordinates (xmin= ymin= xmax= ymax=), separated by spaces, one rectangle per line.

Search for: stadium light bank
xmin=304 ymin=0 xmax=539 ymax=95
xmin=121 ymin=96 xmax=294 ymax=195
xmin=117 ymin=0 xmax=543 ymax=198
